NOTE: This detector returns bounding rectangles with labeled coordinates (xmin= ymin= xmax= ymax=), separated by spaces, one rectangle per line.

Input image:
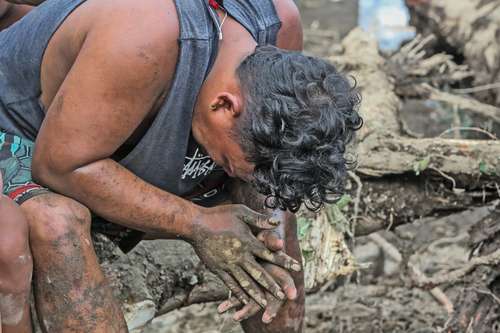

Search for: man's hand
xmin=190 ymin=204 xmax=301 ymax=307
xmin=217 ymin=230 xmax=298 ymax=323
xmin=218 ymin=263 xmax=297 ymax=323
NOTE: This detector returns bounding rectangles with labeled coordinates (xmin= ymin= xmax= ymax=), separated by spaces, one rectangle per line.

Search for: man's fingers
xmin=262 ymin=293 xmax=284 ymax=324
xmin=257 ymin=230 xmax=284 ymax=252
xmin=265 ymin=264 xmax=298 ymax=301
xmin=233 ymin=301 xmax=261 ymax=322
xmin=235 ymin=205 xmax=280 ymax=229
xmin=217 ymin=297 xmax=241 ymax=314
xmin=253 ymin=246 xmax=302 ymax=272
xmin=242 ymin=259 xmax=286 ymax=301
xmin=229 ymin=266 xmax=267 ymax=308
xmin=216 ymin=270 xmax=250 ymax=305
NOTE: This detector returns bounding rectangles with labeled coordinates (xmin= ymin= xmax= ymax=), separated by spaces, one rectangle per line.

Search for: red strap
xmin=208 ymin=0 xmax=219 ymax=9
xmin=8 ymin=184 xmax=43 ymax=201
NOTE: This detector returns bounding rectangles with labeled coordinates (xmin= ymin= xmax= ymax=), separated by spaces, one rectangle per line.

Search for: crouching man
xmin=0 ymin=0 xmax=362 ymax=332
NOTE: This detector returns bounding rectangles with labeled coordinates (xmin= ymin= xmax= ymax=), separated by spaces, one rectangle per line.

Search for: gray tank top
xmin=0 ymin=0 xmax=281 ymax=198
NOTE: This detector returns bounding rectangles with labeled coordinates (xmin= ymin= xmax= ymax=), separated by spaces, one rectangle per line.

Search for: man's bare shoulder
xmin=41 ymin=0 xmax=180 ymax=108
xmin=272 ymin=0 xmax=303 ymax=50
xmin=79 ymin=0 xmax=180 ymax=88
xmin=87 ymin=0 xmax=179 ymax=46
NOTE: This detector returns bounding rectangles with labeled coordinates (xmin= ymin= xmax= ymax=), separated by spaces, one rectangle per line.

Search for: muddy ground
xmin=144 ymin=205 xmax=494 ymax=333
xmin=142 ymin=1 xmax=496 ymax=332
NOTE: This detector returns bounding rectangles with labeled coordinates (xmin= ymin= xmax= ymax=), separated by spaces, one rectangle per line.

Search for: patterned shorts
xmin=0 ymin=131 xmax=51 ymax=204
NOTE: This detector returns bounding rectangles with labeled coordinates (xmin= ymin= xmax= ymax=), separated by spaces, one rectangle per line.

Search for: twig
xmin=468 ymin=287 xmax=500 ymax=304
xmin=348 ymin=171 xmax=362 ymax=238
xmin=414 ymin=248 xmax=500 ymax=288
xmin=452 ymin=82 xmax=500 ymax=94
xmin=418 ymin=84 xmax=500 ymax=124
xmin=368 ymin=233 xmax=454 ymax=314
xmin=319 ymin=278 xmax=336 ymax=294
xmin=438 ymin=127 xmax=497 ymax=140
xmin=386 ymin=212 xmax=394 ymax=232
xmin=429 ymin=167 xmax=457 ymax=190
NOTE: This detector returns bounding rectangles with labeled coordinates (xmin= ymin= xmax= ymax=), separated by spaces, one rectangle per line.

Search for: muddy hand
xmin=218 ymin=263 xmax=297 ymax=323
xmin=257 ymin=229 xmax=284 ymax=252
xmin=191 ymin=204 xmax=301 ymax=307
xmin=218 ymin=230 xmax=298 ymax=323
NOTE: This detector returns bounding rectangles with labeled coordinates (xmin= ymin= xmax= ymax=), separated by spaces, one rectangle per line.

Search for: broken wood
xmin=408 ymin=0 xmax=500 ymax=105
xmin=445 ymin=205 xmax=500 ymax=332
xmin=409 ymin=84 xmax=500 ymax=124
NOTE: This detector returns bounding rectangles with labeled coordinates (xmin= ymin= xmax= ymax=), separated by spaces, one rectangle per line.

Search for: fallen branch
xmin=452 ymin=82 xmax=500 ymax=94
xmin=369 ymin=233 xmax=454 ymax=314
xmin=357 ymin=136 xmax=500 ymax=186
xmin=414 ymin=84 xmax=500 ymax=124
xmin=413 ymin=249 xmax=500 ymax=289
xmin=408 ymin=0 xmax=500 ymax=105
xmin=386 ymin=35 xmax=472 ymax=93
xmin=438 ymin=127 xmax=497 ymax=140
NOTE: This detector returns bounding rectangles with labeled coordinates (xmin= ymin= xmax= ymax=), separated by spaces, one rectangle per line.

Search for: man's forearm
xmin=32 ymin=158 xmax=201 ymax=239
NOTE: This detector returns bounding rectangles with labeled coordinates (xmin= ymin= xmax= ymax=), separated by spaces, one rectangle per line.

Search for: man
xmin=0 ymin=0 xmax=362 ymax=332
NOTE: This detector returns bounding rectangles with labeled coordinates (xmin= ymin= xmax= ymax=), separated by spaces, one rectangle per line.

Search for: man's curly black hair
xmin=235 ymin=45 xmax=363 ymax=213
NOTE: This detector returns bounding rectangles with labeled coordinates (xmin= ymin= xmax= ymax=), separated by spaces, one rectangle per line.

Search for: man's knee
xmin=0 ymin=197 xmax=33 ymax=293
xmin=22 ymin=194 xmax=92 ymax=244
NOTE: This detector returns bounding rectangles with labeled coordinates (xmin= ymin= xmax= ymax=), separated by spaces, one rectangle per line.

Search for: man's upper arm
xmin=34 ymin=10 xmax=178 ymax=176
xmin=274 ymin=0 xmax=303 ymax=51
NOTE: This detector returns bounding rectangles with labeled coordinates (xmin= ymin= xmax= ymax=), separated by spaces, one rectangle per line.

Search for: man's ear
xmin=210 ymin=92 xmax=243 ymax=118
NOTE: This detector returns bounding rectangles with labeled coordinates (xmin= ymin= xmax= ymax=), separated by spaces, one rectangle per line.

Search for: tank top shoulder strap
xmin=175 ymin=0 xmax=212 ymax=40
xmin=222 ymin=0 xmax=282 ymax=45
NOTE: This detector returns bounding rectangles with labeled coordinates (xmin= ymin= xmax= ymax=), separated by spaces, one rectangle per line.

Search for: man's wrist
xmin=172 ymin=202 xmax=206 ymax=242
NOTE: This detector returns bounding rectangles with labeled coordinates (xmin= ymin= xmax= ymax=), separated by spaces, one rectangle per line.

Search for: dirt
xmin=144 ymin=204 xmax=494 ymax=333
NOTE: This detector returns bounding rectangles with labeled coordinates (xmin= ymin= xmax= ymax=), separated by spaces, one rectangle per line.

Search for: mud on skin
xmin=190 ymin=206 xmax=301 ymax=309
xmin=22 ymin=194 xmax=127 ymax=333
xmin=32 ymin=220 xmax=126 ymax=332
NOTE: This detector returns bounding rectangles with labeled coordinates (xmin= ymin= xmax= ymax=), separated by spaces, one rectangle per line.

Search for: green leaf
xmin=297 ymin=217 xmax=312 ymax=240
xmin=335 ymin=194 xmax=352 ymax=210
xmin=479 ymin=161 xmax=488 ymax=174
xmin=478 ymin=161 xmax=498 ymax=176
xmin=301 ymin=249 xmax=316 ymax=263
xmin=413 ymin=156 xmax=431 ymax=176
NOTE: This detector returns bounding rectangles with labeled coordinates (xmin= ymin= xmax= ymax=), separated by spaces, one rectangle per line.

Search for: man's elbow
xmin=31 ymin=154 xmax=69 ymax=189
